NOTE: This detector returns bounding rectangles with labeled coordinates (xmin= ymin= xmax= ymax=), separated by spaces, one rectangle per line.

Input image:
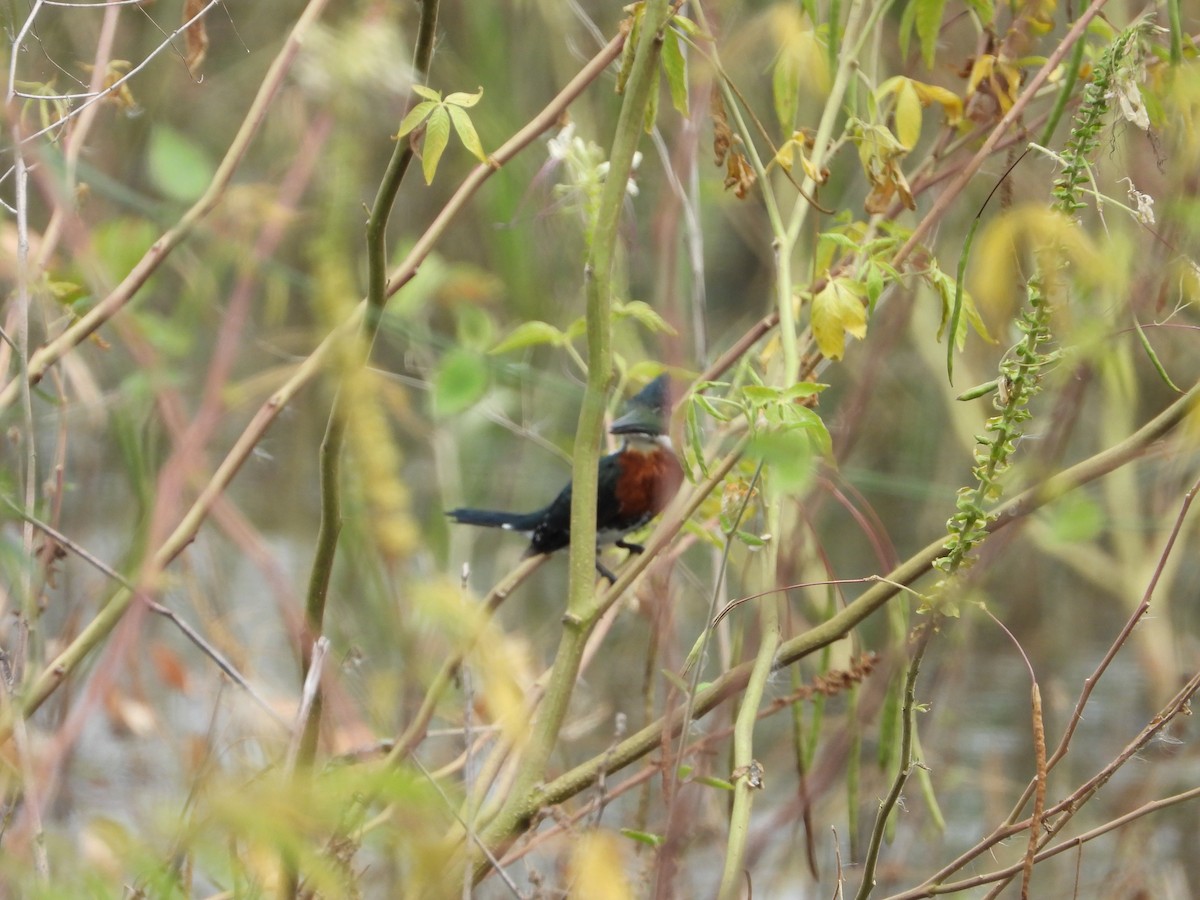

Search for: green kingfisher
xmin=447 ymin=375 xmax=684 ymax=582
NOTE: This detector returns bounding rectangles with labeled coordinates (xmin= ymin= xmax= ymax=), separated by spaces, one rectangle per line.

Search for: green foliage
xmin=147 ymin=125 xmax=214 ymax=202
xmin=432 ymin=349 xmax=489 ymax=417
xmin=395 ymin=86 xmax=488 ymax=184
xmin=743 ymin=381 xmax=831 ymax=494
xmin=489 ymin=299 xmax=674 ymax=369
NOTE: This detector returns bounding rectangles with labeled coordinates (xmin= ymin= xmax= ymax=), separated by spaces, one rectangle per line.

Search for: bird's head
xmin=610 ymin=374 xmax=671 ymax=440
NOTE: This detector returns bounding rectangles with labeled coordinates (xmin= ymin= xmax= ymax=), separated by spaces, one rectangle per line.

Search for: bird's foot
xmin=595 ymin=560 xmax=618 ymax=584
xmin=615 ymin=539 xmax=645 ymax=555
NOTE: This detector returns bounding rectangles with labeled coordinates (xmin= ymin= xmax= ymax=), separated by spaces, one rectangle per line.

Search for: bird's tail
xmin=446 ymin=507 xmax=541 ymax=532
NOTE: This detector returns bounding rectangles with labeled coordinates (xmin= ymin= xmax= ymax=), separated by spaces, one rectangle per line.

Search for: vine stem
xmin=472 ymin=4 xmax=673 ymax=874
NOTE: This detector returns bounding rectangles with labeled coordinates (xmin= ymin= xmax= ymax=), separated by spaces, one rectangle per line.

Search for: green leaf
xmin=643 ymin=61 xmax=661 ymax=133
xmin=447 ymin=105 xmax=487 ymax=163
xmin=748 ymin=426 xmax=819 ymax=492
xmin=897 ymin=0 xmax=918 ymax=62
xmin=147 ymin=125 xmax=214 ymax=203
xmin=810 ymin=278 xmax=868 ymax=360
xmin=961 ymin=0 xmax=995 ymax=24
xmin=865 ymin=262 xmax=885 ymax=308
xmin=564 ymin=316 xmax=588 ymax=342
xmin=489 ymin=320 xmax=564 ymax=354
xmin=620 ymin=829 xmax=664 ymax=848
xmin=773 ymin=48 xmax=800 ymax=131
xmin=615 ymin=300 xmax=676 ymax=334
xmin=396 ymin=100 xmax=437 ymax=138
xmin=1041 ymin=491 xmax=1104 ymax=543
xmin=735 ymin=530 xmax=766 ymax=548
xmin=421 ymin=106 xmax=451 ymax=184
xmin=411 ymin=84 xmax=441 ymax=101
xmin=616 ymin=6 xmax=642 ymax=94
xmin=914 ymin=0 xmax=948 ymax=68
xmin=432 ymin=350 xmax=487 ymax=417
xmin=444 ymin=86 xmax=483 ymax=108
xmin=670 ymin=15 xmax=705 ymax=37
xmin=662 ymin=28 xmax=689 ymax=115
xmin=878 ymin=672 xmax=902 ymax=770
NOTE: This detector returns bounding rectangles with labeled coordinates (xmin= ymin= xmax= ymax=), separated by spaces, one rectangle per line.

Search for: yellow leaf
xmin=569 ymin=831 xmax=633 ymax=900
xmin=766 ymin=6 xmax=830 ymax=129
xmin=444 ymin=86 xmax=483 ymax=108
xmin=895 ymin=78 xmax=923 ymax=149
xmin=911 ymin=81 xmax=964 ymax=125
xmin=970 ymin=204 xmax=1118 ymax=319
xmin=811 ymin=278 xmax=868 ymax=360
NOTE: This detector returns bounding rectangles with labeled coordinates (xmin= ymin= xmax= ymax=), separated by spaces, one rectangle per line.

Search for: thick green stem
xmin=718 ymin=498 xmax=781 ymax=899
xmin=474 ymin=0 xmax=672 ymax=867
xmin=296 ymin=0 xmax=440 ymax=767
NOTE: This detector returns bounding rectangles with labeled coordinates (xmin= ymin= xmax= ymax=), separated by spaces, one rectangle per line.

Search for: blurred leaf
xmin=616 ymin=4 xmax=643 ymax=94
xmin=878 ymin=672 xmax=902 ymax=770
xmin=694 ymin=774 xmax=736 ymax=790
xmin=1041 ymin=491 xmax=1105 ymax=543
xmin=914 ymin=0 xmax=947 ymax=68
xmin=895 ymin=78 xmax=923 ymax=149
xmin=412 ymin=83 xmax=441 ymax=101
xmin=615 ymin=299 xmax=676 ymax=334
xmin=810 ymin=277 xmax=868 ymax=360
xmin=662 ymin=28 xmax=689 ymax=115
xmin=490 ymin=320 xmax=564 ymax=354
xmin=455 ymin=305 xmax=495 ymax=350
xmin=136 ymin=309 xmax=195 ymax=359
xmin=670 ymin=14 xmax=706 ymax=37
xmin=432 ymin=350 xmax=487 ymax=416
xmin=569 ymin=831 xmax=633 ymax=900
xmin=643 ymin=61 xmax=661 ymax=133
xmin=150 ymin=643 xmax=190 ymax=692
xmin=621 ymin=829 xmax=664 ymax=847
xmin=971 ymin=205 xmax=1116 ymax=320
xmin=769 ymin=7 xmax=829 ymax=130
xmin=773 ymin=41 xmax=801 ymax=131
xmin=421 ymin=106 xmax=451 ymax=184
xmin=183 ymin=0 xmax=209 ymax=70
xmin=963 ymin=0 xmax=995 ymax=21
xmin=735 ymin=529 xmax=767 ymax=548
xmin=147 ymin=125 xmax=213 ymax=202
xmin=748 ymin=426 xmax=820 ymax=492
